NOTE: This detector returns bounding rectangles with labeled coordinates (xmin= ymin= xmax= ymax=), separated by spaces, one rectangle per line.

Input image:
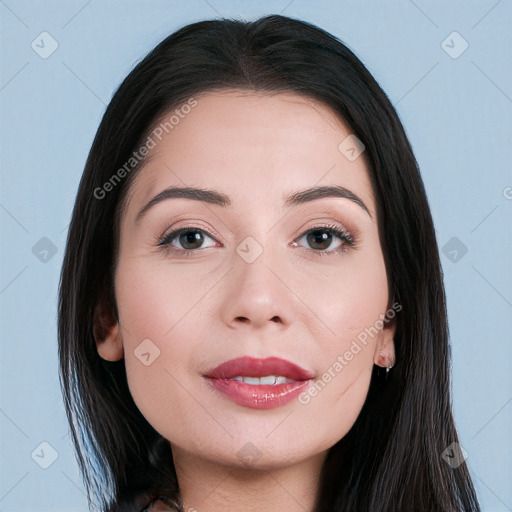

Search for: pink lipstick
xmin=203 ymin=356 xmax=313 ymax=409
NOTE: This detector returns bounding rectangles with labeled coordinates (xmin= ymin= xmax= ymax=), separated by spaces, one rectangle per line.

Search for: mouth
xmin=203 ymin=356 xmax=314 ymax=409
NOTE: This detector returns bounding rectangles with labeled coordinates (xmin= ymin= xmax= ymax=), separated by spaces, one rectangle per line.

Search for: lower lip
xmin=204 ymin=377 xmax=311 ymax=409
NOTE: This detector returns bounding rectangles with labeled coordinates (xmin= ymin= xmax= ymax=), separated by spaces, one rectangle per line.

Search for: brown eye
xmin=158 ymin=228 xmax=217 ymax=252
xmin=293 ymin=225 xmax=354 ymax=255
xmin=306 ymin=229 xmax=336 ymax=250
xmin=177 ymin=229 xmax=204 ymax=250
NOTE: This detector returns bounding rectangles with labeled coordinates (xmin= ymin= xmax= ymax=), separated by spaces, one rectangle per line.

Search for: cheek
xmin=291 ymin=241 xmax=388 ymax=429
xmin=298 ymin=239 xmax=389 ymax=349
xmin=114 ymin=258 xmax=203 ymax=430
xmin=115 ymin=254 xmax=219 ymax=352
xmin=260 ymin=254 xmax=386 ymax=444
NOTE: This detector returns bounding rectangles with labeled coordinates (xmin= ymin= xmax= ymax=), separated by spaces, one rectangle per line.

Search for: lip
xmin=203 ymin=356 xmax=314 ymax=410
xmin=204 ymin=356 xmax=314 ymax=381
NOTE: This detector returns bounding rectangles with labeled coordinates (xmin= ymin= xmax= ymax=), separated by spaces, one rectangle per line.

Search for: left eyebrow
xmin=134 ymin=184 xmax=371 ymax=225
xmin=283 ymin=185 xmax=371 ymax=218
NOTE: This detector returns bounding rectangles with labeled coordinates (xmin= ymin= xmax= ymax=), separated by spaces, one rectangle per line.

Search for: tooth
xmin=228 ymin=375 xmax=296 ymax=385
xmin=259 ymin=375 xmax=277 ymax=385
xmin=242 ymin=377 xmax=261 ymax=385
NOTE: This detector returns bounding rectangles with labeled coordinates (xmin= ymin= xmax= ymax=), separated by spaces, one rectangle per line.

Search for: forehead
xmin=123 ymin=90 xmax=375 ymax=220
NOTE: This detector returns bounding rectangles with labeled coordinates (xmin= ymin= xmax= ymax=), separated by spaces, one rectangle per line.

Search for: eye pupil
xmin=180 ymin=229 xmax=203 ymax=249
xmin=307 ymin=230 xmax=332 ymax=250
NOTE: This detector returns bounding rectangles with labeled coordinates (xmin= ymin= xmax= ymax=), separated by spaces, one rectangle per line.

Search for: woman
xmin=58 ymin=14 xmax=480 ymax=512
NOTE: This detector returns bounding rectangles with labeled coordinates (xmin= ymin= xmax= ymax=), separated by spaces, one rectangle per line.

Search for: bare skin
xmin=94 ymin=90 xmax=396 ymax=512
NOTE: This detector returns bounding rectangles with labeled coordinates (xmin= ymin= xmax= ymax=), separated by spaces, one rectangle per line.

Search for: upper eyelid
xmin=159 ymin=225 xmax=218 ymax=245
xmin=159 ymin=222 xmax=353 ymax=247
xmin=155 ymin=205 xmax=361 ymax=236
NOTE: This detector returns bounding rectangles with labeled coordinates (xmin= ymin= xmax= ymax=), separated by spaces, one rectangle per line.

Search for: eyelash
xmin=156 ymin=223 xmax=356 ymax=258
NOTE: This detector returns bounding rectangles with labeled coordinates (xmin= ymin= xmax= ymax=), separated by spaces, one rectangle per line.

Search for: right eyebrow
xmin=135 ymin=186 xmax=231 ymax=224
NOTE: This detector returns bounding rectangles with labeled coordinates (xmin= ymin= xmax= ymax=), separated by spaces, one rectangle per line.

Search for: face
xmin=95 ymin=90 xmax=395 ymax=471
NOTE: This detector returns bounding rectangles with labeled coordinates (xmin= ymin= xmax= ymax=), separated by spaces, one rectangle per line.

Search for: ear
xmin=373 ymin=313 xmax=396 ymax=368
xmin=93 ymin=296 xmax=124 ymax=361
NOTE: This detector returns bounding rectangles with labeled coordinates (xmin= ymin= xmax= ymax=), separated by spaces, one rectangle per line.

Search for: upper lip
xmin=204 ymin=356 xmax=314 ymax=381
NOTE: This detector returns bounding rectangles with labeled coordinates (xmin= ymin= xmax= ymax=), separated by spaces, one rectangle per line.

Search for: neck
xmin=172 ymin=446 xmax=327 ymax=512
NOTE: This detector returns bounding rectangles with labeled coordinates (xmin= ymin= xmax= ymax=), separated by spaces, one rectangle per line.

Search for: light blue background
xmin=1 ymin=1 xmax=511 ymax=511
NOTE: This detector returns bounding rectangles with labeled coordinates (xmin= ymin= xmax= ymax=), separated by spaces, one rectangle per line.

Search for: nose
xmin=219 ymin=248 xmax=297 ymax=331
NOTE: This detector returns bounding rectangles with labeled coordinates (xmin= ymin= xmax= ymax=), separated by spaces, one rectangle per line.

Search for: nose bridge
xmin=221 ymin=234 xmax=294 ymax=329
xmin=230 ymin=201 xmax=281 ymax=273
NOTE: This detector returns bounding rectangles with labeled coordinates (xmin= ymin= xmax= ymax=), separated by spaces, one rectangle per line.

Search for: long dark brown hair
xmin=58 ymin=14 xmax=480 ymax=512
